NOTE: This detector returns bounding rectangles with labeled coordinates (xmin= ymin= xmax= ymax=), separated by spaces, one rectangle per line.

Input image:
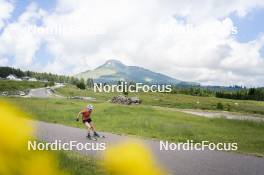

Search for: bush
xmin=123 ymin=91 xmax=129 ymax=96
xmin=76 ymin=82 xmax=86 ymax=90
xmin=45 ymin=81 xmax=55 ymax=87
xmin=227 ymin=104 xmax=231 ymax=111
xmin=216 ymin=102 xmax=224 ymax=110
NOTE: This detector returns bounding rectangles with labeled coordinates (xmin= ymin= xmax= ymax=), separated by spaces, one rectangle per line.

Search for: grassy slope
xmin=5 ymin=97 xmax=264 ymax=156
xmin=0 ymin=80 xmax=45 ymax=92
xmin=56 ymin=85 xmax=264 ymax=115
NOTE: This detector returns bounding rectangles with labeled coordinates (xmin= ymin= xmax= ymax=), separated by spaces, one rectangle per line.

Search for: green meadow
xmin=56 ymin=85 xmax=264 ymax=115
xmin=0 ymin=80 xmax=45 ymax=92
xmin=4 ymin=97 xmax=264 ymax=156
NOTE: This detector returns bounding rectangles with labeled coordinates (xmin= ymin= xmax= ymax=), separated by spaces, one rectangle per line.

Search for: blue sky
xmin=231 ymin=8 xmax=264 ymax=58
xmin=1 ymin=0 xmax=264 ymax=86
xmin=231 ymin=8 xmax=264 ymax=43
xmin=11 ymin=0 xmax=56 ymax=20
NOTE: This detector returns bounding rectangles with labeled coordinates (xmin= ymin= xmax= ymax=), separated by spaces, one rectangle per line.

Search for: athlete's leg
xmin=84 ymin=122 xmax=92 ymax=137
xmin=89 ymin=122 xmax=100 ymax=137
xmin=89 ymin=122 xmax=95 ymax=131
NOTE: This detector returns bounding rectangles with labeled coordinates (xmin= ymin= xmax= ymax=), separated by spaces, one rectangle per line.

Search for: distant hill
xmin=75 ymin=60 xmax=197 ymax=85
xmin=0 ymin=66 xmax=75 ymax=83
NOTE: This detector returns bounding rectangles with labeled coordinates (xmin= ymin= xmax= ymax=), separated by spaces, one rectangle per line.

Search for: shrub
xmin=227 ymin=104 xmax=231 ymax=111
xmin=76 ymin=82 xmax=86 ymax=90
xmin=216 ymin=102 xmax=224 ymax=110
xmin=123 ymin=91 xmax=129 ymax=96
xmin=45 ymin=81 xmax=55 ymax=87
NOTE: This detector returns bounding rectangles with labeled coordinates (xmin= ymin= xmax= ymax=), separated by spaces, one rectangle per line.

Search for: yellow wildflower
xmin=0 ymin=99 xmax=65 ymax=175
xmin=103 ymin=141 xmax=165 ymax=175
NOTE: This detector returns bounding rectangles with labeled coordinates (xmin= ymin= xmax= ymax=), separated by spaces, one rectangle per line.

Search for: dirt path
xmin=32 ymin=121 xmax=264 ymax=175
xmin=153 ymin=106 xmax=264 ymax=122
xmin=179 ymin=109 xmax=264 ymax=122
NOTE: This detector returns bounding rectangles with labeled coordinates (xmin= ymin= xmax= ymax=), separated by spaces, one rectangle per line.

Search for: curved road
xmin=33 ymin=121 xmax=264 ymax=175
xmin=28 ymin=88 xmax=52 ymax=98
xmin=28 ymin=84 xmax=64 ymax=98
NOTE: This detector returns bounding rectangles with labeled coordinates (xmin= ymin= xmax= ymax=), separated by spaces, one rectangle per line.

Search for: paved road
xmin=28 ymin=84 xmax=64 ymax=98
xmin=28 ymin=88 xmax=52 ymax=98
xmin=33 ymin=121 xmax=264 ymax=175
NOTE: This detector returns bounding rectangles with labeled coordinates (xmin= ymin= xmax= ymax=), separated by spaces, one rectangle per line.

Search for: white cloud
xmin=0 ymin=0 xmax=13 ymax=29
xmin=0 ymin=3 xmax=45 ymax=69
xmin=1 ymin=0 xmax=264 ymax=86
xmin=0 ymin=57 xmax=8 ymax=65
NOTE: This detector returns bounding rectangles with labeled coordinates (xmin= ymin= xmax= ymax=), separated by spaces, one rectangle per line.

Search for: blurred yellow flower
xmin=0 ymin=100 xmax=65 ymax=175
xmin=102 ymin=141 xmax=165 ymax=175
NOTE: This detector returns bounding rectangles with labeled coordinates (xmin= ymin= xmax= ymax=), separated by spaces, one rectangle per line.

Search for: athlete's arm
xmin=76 ymin=111 xmax=82 ymax=121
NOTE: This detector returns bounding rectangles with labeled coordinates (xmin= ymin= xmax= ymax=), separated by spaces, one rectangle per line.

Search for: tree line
xmin=171 ymin=86 xmax=264 ymax=101
xmin=0 ymin=66 xmax=97 ymax=90
xmin=171 ymin=87 xmax=214 ymax=97
xmin=0 ymin=67 xmax=79 ymax=84
xmin=216 ymin=88 xmax=264 ymax=101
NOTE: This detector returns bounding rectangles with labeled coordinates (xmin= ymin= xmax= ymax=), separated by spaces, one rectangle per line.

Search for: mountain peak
xmin=76 ymin=59 xmax=197 ymax=85
xmin=105 ymin=59 xmax=123 ymax=65
xmin=97 ymin=59 xmax=125 ymax=70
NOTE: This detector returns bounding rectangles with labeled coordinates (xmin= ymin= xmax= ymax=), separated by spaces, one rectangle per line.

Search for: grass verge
xmin=56 ymin=151 xmax=106 ymax=175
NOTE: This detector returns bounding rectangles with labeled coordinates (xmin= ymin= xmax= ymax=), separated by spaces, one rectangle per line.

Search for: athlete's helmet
xmin=87 ymin=104 xmax=93 ymax=110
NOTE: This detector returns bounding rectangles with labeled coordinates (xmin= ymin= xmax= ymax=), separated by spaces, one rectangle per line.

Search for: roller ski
xmin=86 ymin=133 xmax=97 ymax=141
xmin=93 ymin=132 xmax=105 ymax=139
